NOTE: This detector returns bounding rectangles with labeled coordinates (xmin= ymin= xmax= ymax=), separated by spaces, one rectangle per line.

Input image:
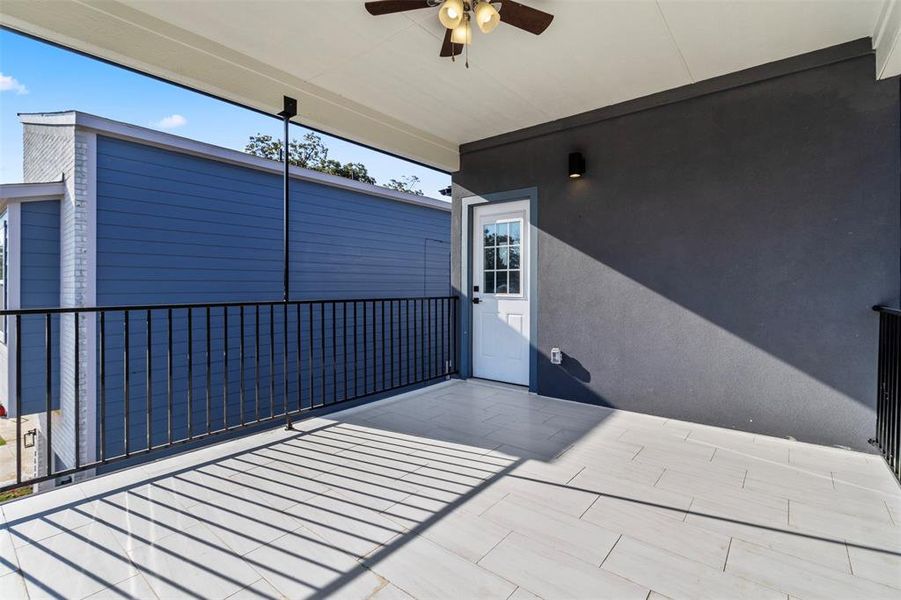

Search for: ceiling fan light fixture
xmin=474 ymin=1 xmax=500 ymax=33
xmin=450 ymin=15 xmax=472 ymax=45
xmin=438 ymin=0 xmax=465 ymax=29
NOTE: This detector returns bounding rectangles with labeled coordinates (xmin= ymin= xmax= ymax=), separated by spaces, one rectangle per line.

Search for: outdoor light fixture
xmin=23 ymin=428 xmax=36 ymax=448
xmin=474 ymin=1 xmax=500 ymax=33
xmin=568 ymin=152 xmax=585 ymax=178
xmin=439 ymin=0 xmax=465 ymax=29
xmin=451 ymin=13 xmax=473 ymax=45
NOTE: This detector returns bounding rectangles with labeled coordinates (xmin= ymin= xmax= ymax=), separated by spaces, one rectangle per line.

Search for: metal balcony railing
xmin=0 ymin=296 xmax=458 ymax=493
xmin=873 ymin=305 xmax=900 ymax=481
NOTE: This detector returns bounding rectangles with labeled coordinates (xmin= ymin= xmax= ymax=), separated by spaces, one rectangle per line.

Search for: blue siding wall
xmin=95 ymin=136 xmax=451 ymax=457
xmin=20 ymin=200 xmax=60 ymax=415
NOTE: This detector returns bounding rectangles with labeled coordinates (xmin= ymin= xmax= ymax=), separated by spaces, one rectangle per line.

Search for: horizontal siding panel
xmin=19 ymin=201 xmax=61 ymax=414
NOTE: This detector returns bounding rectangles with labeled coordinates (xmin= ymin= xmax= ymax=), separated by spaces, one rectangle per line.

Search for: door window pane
xmin=509 ymin=221 xmax=521 ymax=243
xmin=509 ymin=271 xmax=520 ymax=294
xmin=497 ymin=247 xmax=508 ymax=269
xmin=509 ymin=246 xmax=520 ymax=269
xmin=495 ymin=271 xmax=508 ymax=294
xmin=484 ymin=224 xmax=496 ymax=247
xmin=484 ymin=248 xmax=495 ymax=269
xmin=496 ymin=222 xmax=509 ymax=245
xmin=484 ymin=271 xmax=495 ymax=293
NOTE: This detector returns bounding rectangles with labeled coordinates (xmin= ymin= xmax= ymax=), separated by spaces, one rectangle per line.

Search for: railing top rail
xmin=0 ymin=295 xmax=459 ymax=316
xmin=873 ymin=305 xmax=901 ymax=317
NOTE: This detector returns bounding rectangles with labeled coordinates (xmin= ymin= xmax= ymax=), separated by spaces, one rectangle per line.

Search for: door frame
xmin=460 ymin=187 xmax=539 ymax=392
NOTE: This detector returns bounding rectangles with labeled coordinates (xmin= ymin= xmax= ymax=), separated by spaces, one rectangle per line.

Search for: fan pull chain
xmin=465 ymin=42 xmax=469 ymax=69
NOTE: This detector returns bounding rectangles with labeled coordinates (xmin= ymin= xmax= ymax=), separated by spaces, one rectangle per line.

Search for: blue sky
xmin=0 ymin=29 xmax=450 ymax=198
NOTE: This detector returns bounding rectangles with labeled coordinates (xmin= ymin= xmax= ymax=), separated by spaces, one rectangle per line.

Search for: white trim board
xmin=0 ymin=181 xmax=66 ymax=208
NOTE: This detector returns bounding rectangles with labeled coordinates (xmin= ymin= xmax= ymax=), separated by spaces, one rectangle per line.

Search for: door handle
xmin=472 ymin=297 xmax=481 ymax=304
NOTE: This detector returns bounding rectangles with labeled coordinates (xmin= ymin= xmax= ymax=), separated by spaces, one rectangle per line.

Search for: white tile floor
xmin=1 ymin=379 xmax=900 ymax=599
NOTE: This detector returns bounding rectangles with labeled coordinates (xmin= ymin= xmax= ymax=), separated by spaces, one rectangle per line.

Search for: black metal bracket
xmin=278 ymin=96 xmax=298 ymax=119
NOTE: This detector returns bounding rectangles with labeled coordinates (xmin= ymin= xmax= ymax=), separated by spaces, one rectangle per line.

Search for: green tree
xmin=245 ymin=132 xmax=376 ymax=184
xmin=383 ymin=175 xmax=424 ymax=196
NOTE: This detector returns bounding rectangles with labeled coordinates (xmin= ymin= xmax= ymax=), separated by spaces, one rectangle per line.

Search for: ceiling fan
xmin=364 ymin=0 xmax=553 ymax=64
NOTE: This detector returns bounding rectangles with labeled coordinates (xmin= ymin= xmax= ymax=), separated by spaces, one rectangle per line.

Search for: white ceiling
xmin=2 ymin=0 xmax=898 ymax=171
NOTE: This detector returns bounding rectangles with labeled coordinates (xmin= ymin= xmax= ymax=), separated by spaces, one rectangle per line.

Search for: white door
xmin=472 ymin=200 xmax=530 ymax=385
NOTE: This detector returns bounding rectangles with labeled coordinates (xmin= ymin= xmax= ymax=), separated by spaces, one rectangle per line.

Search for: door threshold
xmin=467 ymin=377 xmax=529 ymax=392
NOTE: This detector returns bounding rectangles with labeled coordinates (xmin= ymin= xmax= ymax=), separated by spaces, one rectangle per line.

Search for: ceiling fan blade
xmin=365 ymin=1 xmax=431 ymax=16
xmin=439 ymin=27 xmax=463 ymax=57
xmin=499 ymin=0 xmax=554 ymax=34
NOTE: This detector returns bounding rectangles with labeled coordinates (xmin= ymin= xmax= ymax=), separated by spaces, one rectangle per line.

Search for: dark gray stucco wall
xmin=452 ymin=44 xmax=900 ymax=450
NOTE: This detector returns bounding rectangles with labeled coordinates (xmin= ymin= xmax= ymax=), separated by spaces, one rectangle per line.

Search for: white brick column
xmin=22 ymin=122 xmax=97 ymax=483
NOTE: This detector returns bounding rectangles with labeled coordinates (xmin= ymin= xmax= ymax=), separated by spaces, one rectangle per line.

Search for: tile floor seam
xmin=597 ymin=533 xmax=623 ymax=568
xmin=682 ymin=497 xmax=694 ymax=523
xmin=565 ymin=466 xmax=586 ymax=486
xmin=722 ymin=537 xmax=733 ymax=572
xmin=477 ymin=491 xmax=511 ymax=517
xmin=577 ymin=492 xmax=601 ymax=520
xmin=652 ymin=467 xmax=667 ymax=488
xmin=478 ymin=530 xmax=513 ymax=565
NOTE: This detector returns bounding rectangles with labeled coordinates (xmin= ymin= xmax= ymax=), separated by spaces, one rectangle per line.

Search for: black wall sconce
xmin=23 ymin=428 xmax=37 ymax=448
xmin=568 ymin=152 xmax=585 ymax=178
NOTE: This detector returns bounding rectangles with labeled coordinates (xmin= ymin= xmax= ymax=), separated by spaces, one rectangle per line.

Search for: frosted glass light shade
xmin=474 ymin=2 xmax=500 ymax=33
xmin=439 ymin=0 xmax=465 ymax=29
xmin=451 ymin=19 xmax=472 ymax=45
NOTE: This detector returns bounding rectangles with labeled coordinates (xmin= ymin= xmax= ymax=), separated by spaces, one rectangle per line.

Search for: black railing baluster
xmin=320 ymin=302 xmax=325 ymax=407
xmin=354 ymin=301 xmax=359 ymax=399
xmin=269 ymin=304 xmax=275 ymax=418
xmin=363 ymin=301 xmax=368 ymax=394
xmin=332 ymin=303 xmax=337 ymax=405
xmin=296 ymin=303 xmax=302 ymax=411
xmin=15 ymin=315 xmax=22 ymax=485
xmin=187 ymin=308 xmax=193 ymax=439
xmin=44 ymin=314 xmax=53 ymax=476
xmin=124 ymin=310 xmax=130 ymax=457
xmin=100 ymin=313 xmax=106 ymax=460
xmin=414 ymin=299 xmax=419 ymax=383
xmin=255 ymin=305 xmax=260 ymax=422
xmin=224 ymin=307 xmax=229 ymax=429
xmin=406 ymin=299 xmax=411 ymax=385
xmin=145 ymin=310 xmax=152 ymax=452
xmin=390 ymin=300 xmax=395 ymax=388
xmin=240 ymin=306 xmax=245 ymax=426
xmin=75 ymin=314 xmax=81 ymax=469
xmin=167 ymin=309 xmax=172 ymax=445
xmin=372 ymin=302 xmax=376 ymax=391
xmin=343 ymin=302 xmax=348 ymax=401
xmin=453 ymin=297 xmax=458 ymax=373
xmin=381 ymin=300 xmax=386 ymax=392
xmin=308 ymin=303 xmax=314 ymax=409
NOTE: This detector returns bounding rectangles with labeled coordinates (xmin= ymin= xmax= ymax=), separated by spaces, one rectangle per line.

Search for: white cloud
xmin=0 ymin=73 xmax=28 ymax=95
xmin=153 ymin=114 xmax=187 ymax=129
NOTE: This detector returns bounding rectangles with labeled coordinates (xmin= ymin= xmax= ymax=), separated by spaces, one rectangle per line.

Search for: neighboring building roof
xmin=17 ymin=111 xmax=451 ymax=213
xmin=0 ymin=180 xmax=66 ymax=207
